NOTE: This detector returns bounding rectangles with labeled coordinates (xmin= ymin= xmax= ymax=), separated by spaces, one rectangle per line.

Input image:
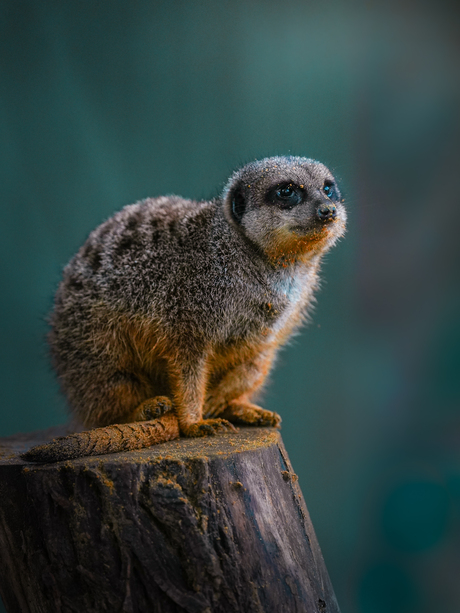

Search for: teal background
xmin=1 ymin=1 xmax=460 ymax=612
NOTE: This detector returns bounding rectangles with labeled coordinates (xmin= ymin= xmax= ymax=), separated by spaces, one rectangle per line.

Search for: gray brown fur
xmin=24 ymin=156 xmax=346 ymax=462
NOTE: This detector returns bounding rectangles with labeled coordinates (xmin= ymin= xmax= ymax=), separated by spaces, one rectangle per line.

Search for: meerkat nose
xmin=316 ymin=203 xmax=337 ymax=222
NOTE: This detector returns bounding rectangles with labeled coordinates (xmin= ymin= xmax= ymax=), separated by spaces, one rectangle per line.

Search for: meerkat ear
xmin=230 ymin=185 xmax=246 ymax=224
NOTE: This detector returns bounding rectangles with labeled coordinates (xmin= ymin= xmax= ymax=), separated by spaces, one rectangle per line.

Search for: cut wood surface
xmin=0 ymin=427 xmax=340 ymax=613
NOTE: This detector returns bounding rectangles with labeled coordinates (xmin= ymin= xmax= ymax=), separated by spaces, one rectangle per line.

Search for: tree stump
xmin=0 ymin=426 xmax=340 ymax=613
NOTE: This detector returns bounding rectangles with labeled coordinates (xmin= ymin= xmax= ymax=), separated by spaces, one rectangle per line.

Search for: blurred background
xmin=1 ymin=0 xmax=459 ymax=611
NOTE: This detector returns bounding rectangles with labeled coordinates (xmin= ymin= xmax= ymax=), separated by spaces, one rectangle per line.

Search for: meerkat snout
xmin=316 ymin=203 xmax=337 ymax=222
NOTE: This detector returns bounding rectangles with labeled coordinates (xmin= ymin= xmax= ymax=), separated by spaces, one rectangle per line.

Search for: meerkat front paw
xmin=181 ymin=419 xmax=237 ymax=438
xmin=134 ymin=396 xmax=174 ymax=421
xmin=222 ymin=401 xmax=282 ymax=428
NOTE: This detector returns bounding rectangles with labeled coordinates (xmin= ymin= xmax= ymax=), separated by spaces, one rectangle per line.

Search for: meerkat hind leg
xmin=133 ymin=396 xmax=174 ymax=421
xmin=135 ymin=395 xmax=236 ymax=437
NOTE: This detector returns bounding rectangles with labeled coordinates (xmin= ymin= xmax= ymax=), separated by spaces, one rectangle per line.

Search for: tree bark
xmin=0 ymin=426 xmax=340 ymax=613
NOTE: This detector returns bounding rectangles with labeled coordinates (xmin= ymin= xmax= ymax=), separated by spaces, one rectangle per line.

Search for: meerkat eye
xmin=277 ymin=186 xmax=294 ymax=199
xmin=270 ymin=183 xmax=303 ymax=208
xmin=323 ymin=181 xmax=339 ymax=201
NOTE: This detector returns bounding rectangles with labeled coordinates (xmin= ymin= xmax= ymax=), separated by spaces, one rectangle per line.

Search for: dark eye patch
xmin=323 ymin=180 xmax=340 ymax=202
xmin=268 ymin=182 xmax=305 ymax=208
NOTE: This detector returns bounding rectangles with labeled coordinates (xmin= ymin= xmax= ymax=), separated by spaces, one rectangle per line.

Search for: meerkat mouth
xmin=265 ymin=224 xmax=334 ymax=262
xmin=291 ymin=223 xmax=332 ymax=237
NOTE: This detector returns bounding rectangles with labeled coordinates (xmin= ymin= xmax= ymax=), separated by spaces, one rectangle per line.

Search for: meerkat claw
xmin=183 ymin=419 xmax=237 ymax=438
xmin=221 ymin=403 xmax=282 ymax=428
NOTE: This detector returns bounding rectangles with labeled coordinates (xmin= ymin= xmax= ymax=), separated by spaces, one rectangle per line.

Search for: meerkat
xmin=23 ymin=156 xmax=346 ymax=462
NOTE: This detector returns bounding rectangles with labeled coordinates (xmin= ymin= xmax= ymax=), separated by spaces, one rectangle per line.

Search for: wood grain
xmin=0 ymin=427 xmax=339 ymax=613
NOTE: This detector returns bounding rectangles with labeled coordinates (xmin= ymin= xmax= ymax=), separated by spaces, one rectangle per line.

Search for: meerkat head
xmin=222 ymin=156 xmax=346 ymax=263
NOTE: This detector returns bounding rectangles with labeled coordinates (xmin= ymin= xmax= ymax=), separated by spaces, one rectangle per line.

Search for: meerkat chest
xmin=212 ymin=265 xmax=316 ymax=348
xmin=213 ymin=278 xmax=306 ymax=352
xmin=271 ymin=268 xmax=312 ymax=312
xmin=273 ymin=272 xmax=305 ymax=304
xmin=261 ymin=269 xmax=315 ymax=336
